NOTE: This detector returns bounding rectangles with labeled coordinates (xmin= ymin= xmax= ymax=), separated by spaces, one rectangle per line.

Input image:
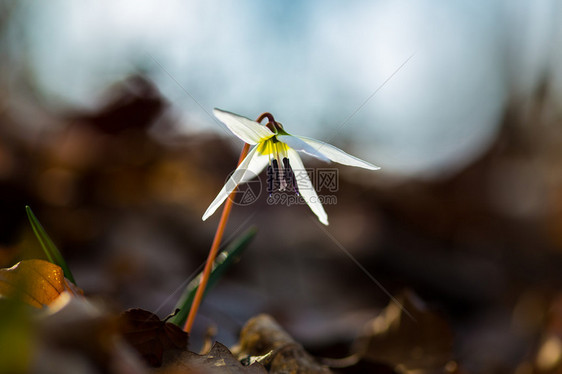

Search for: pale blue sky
xmin=11 ymin=0 xmax=562 ymax=177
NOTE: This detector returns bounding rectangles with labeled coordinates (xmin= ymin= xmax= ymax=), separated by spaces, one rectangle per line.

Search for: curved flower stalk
xmin=203 ymin=109 xmax=380 ymax=225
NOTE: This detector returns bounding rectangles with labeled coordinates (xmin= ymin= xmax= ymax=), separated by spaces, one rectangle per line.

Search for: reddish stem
xmin=257 ymin=112 xmax=275 ymax=124
xmin=184 ymin=113 xmax=273 ymax=333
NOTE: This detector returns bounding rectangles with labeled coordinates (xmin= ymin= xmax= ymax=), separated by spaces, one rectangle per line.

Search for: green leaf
xmin=168 ymin=226 xmax=257 ymax=327
xmin=25 ymin=206 xmax=76 ymax=285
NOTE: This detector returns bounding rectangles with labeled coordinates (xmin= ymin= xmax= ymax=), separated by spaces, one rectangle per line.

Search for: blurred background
xmin=1 ymin=0 xmax=562 ymax=372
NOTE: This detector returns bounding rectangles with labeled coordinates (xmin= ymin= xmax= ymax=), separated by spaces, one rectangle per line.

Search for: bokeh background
xmin=2 ymin=1 xmax=562 ymax=372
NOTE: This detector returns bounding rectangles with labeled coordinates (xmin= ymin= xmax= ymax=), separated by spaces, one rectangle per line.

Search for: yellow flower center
xmin=256 ymin=137 xmax=289 ymax=163
xmin=256 ymin=138 xmax=298 ymax=193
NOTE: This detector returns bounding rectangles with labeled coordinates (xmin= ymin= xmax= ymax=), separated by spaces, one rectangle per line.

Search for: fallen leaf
xmin=531 ymin=293 xmax=562 ymax=373
xmin=353 ymin=290 xmax=457 ymax=374
xmin=119 ymin=308 xmax=188 ymax=367
xmin=156 ymin=342 xmax=267 ymax=374
xmin=34 ymin=292 xmax=148 ymax=373
xmin=232 ymin=314 xmax=332 ymax=374
xmin=0 ymin=259 xmax=81 ymax=308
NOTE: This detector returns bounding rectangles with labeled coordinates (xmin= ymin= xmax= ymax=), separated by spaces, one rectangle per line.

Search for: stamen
xmin=283 ymin=157 xmax=299 ymax=195
xmin=266 ymin=164 xmax=274 ymax=195
xmin=272 ymin=142 xmax=283 ymax=191
xmin=272 ymin=159 xmax=281 ymax=192
xmin=262 ymin=140 xmax=298 ymax=195
xmin=278 ymin=161 xmax=287 ymax=192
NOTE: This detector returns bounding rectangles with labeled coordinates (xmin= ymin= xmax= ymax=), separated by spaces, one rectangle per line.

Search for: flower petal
xmin=297 ymin=136 xmax=381 ymax=170
xmin=202 ymin=146 xmax=268 ymax=221
xmin=287 ymin=149 xmax=329 ymax=225
xmin=214 ymin=108 xmax=274 ymax=145
xmin=276 ymin=135 xmax=329 ymax=162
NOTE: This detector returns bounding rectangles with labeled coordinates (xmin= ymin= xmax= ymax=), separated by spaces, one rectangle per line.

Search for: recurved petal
xmin=287 ymin=149 xmax=329 ymax=225
xmin=276 ymin=135 xmax=329 ymax=162
xmin=214 ymin=108 xmax=274 ymax=145
xmin=202 ymin=146 xmax=268 ymax=221
xmin=297 ymin=136 xmax=381 ymax=170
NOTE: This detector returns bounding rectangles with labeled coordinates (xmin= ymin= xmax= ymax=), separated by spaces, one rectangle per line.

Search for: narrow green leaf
xmin=25 ymin=206 xmax=76 ymax=285
xmin=168 ymin=226 xmax=257 ymax=327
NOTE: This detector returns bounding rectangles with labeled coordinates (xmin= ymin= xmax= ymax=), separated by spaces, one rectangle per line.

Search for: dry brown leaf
xmin=0 ymin=259 xmax=81 ymax=308
xmin=531 ymin=294 xmax=562 ymax=373
xmin=119 ymin=308 xmax=188 ymax=367
xmin=34 ymin=292 xmax=148 ymax=374
xmin=232 ymin=314 xmax=332 ymax=374
xmin=353 ymin=290 xmax=457 ymax=374
xmin=156 ymin=342 xmax=267 ymax=374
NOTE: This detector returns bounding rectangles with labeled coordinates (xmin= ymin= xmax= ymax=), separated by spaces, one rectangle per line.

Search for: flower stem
xmin=184 ymin=112 xmax=274 ymax=333
xmin=183 ymin=142 xmax=250 ymax=332
xmin=257 ymin=112 xmax=275 ymax=124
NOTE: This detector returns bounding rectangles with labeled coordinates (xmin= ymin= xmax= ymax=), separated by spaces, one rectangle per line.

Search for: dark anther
xmin=266 ymin=158 xmax=300 ymax=195
xmin=283 ymin=158 xmax=299 ymax=194
xmin=272 ymin=159 xmax=280 ymax=188
xmin=266 ymin=164 xmax=276 ymax=194
xmin=267 ymin=159 xmax=281 ymax=193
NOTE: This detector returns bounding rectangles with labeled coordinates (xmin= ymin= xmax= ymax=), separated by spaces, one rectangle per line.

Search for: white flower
xmin=202 ymin=109 xmax=380 ymax=225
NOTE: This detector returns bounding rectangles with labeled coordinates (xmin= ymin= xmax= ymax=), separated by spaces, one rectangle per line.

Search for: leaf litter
xmin=119 ymin=308 xmax=188 ymax=367
xmin=0 ymin=259 xmax=82 ymax=308
xmin=0 ymin=256 xmax=464 ymax=373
